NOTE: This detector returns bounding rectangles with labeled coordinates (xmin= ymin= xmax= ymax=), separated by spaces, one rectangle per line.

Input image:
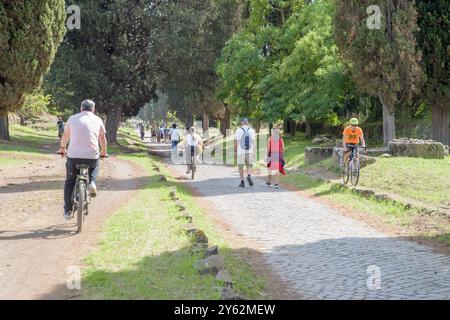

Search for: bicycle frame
xmin=72 ymin=167 xmax=90 ymax=211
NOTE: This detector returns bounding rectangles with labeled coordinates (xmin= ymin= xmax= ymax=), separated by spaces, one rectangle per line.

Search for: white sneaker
xmin=89 ymin=182 xmax=97 ymax=197
xmin=64 ymin=212 xmax=72 ymax=220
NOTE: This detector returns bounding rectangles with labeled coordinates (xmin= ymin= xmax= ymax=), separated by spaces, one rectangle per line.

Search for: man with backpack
xmin=235 ymin=118 xmax=256 ymax=188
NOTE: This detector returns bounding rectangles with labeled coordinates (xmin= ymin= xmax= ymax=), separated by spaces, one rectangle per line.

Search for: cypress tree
xmin=0 ymin=1 xmax=66 ymax=140
xmin=416 ymin=0 xmax=449 ymax=145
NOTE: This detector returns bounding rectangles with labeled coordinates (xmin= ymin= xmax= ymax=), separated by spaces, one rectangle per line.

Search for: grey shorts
xmin=237 ymin=153 xmax=255 ymax=169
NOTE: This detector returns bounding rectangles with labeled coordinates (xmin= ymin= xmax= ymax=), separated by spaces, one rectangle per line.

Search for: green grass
xmin=359 ymin=157 xmax=450 ymax=206
xmin=82 ymin=153 xmax=267 ymax=300
xmin=283 ymin=134 xmax=450 ymax=207
xmin=0 ymin=125 xmax=56 ymax=167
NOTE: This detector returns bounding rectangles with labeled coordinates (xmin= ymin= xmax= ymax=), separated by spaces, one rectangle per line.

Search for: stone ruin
xmin=388 ymin=138 xmax=447 ymax=159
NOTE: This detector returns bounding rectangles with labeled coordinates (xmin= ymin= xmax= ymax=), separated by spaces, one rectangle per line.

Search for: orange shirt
xmin=343 ymin=126 xmax=363 ymax=144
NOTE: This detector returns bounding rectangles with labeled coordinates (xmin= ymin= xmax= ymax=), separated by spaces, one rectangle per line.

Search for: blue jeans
xmin=171 ymin=140 xmax=180 ymax=149
xmin=64 ymin=158 xmax=99 ymax=212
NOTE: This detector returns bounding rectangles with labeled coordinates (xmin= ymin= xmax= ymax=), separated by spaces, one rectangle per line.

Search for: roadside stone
xmin=190 ymin=229 xmax=208 ymax=246
xmin=304 ymin=147 xmax=334 ymax=165
xmin=388 ymin=138 xmax=446 ymax=159
xmin=359 ymin=155 xmax=377 ymax=168
xmin=176 ymin=202 xmax=186 ymax=212
xmin=312 ymin=134 xmax=335 ymax=145
xmin=169 ymin=190 xmax=179 ymax=201
xmin=205 ymin=246 xmax=219 ymax=257
xmin=159 ymin=175 xmax=167 ymax=182
xmin=374 ymin=193 xmax=390 ymax=202
xmin=194 ymin=254 xmax=225 ymax=275
xmin=216 ymin=270 xmax=233 ymax=288
xmin=220 ymin=287 xmax=246 ymax=300
xmin=380 ymin=153 xmax=392 ymax=158
xmin=176 ymin=213 xmax=193 ymax=223
xmin=183 ymin=223 xmax=198 ymax=236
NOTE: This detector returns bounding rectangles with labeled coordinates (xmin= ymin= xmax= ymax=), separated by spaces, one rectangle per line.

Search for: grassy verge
xmin=281 ymin=134 xmax=449 ymax=246
xmin=283 ymin=133 xmax=449 ymax=207
xmin=0 ymin=124 xmax=56 ymax=167
xmin=82 ymin=134 xmax=267 ymax=299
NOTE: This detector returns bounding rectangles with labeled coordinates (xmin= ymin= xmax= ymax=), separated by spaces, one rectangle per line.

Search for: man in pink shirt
xmin=59 ymin=100 xmax=108 ymax=220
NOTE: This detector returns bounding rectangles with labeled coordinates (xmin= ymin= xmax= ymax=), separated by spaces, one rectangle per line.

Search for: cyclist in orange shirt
xmin=342 ymin=118 xmax=366 ymax=167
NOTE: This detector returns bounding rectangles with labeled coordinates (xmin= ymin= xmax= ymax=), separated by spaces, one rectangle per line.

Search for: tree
xmin=416 ymin=0 xmax=449 ymax=145
xmin=0 ymin=1 xmax=66 ymax=140
xmin=258 ymin=0 xmax=352 ymax=137
xmin=46 ymin=0 xmax=158 ymax=143
xmin=153 ymin=0 xmax=245 ymax=131
xmin=334 ymin=0 xmax=423 ymax=146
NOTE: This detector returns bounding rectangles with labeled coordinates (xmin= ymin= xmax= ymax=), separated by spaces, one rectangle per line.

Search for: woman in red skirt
xmin=266 ymin=126 xmax=286 ymax=189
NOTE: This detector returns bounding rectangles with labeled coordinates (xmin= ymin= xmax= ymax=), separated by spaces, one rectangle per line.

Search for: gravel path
xmin=165 ymin=152 xmax=450 ymax=300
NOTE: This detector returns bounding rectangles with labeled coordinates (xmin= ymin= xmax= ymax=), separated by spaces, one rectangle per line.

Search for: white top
xmin=170 ymin=128 xmax=181 ymax=141
xmin=186 ymin=133 xmax=201 ymax=146
xmin=67 ymin=111 xmax=105 ymax=159
xmin=235 ymin=125 xmax=256 ymax=155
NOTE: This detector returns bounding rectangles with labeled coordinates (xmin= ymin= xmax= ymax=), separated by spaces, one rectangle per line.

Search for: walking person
xmin=169 ymin=123 xmax=181 ymax=150
xmin=235 ymin=118 xmax=256 ymax=188
xmin=139 ymin=124 xmax=145 ymax=141
xmin=57 ymin=116 xmax=65 ymax=139
xmin=266 ymin=126 xmax=286 ymax=189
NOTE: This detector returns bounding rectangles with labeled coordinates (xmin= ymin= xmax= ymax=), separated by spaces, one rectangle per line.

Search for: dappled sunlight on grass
xmin=82 ymin=154 xmax=267 ymax=300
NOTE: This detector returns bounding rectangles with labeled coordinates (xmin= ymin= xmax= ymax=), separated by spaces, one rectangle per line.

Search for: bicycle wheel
xmin=342 ymin=162 xmax=350 ymax=184
xmin=351 ymin=159 xmax=360 ymax=187
xmin=77 ymin=181 xmax=86 ymax=233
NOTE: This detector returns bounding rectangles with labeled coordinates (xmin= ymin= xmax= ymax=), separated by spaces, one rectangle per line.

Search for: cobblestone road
xmin=167 ymin=159 xmax=450 ymax=300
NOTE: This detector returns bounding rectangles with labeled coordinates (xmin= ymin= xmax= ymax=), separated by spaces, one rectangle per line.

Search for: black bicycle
xmin=71 ymin=164 xmax=91 ymax=233
xmin=343 ymin=145 xmax=366 ymax=187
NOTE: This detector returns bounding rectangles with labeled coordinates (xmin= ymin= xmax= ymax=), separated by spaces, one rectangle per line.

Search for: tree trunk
xmin=380 ymin=96 xmax=396 ymax=147
xmin=432 ymin=104 xmax=449 ymax=146
xmin=268 ymin=122 xmax=273 ymax=135
xmin=105 ymin=106 xmax=122 ymax=144
xmin=202 ymin=112 xmax=209 ymax=133
xmin=0 ymin=113 xmax=10 ymax=141
xmin=254 ymin=120 xmax=261 ymax=133
xmin=305 ymin=119 xmax=312 ymax=139
xmin=220 ymin=107 xmax=231 ymax=136
xmin=283 ymin=119 xmax=290 ymax=134
xmin=290 ymin=120 xmax=296 ymax=137
xmin=185 ymin=115 xmax=194 ymax=129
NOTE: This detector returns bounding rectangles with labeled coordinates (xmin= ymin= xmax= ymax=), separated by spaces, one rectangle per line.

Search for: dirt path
xmin=0 ymin=156 xmax=147 ymax=300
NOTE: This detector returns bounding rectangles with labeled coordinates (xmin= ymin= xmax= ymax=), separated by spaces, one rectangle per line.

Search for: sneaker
xmin=274 ymin=184 xmax=280 ymax=189
xmin=239 ymin=181 xmax=245 ymax=188
xmin=89 ymin=182 xmax=97 ymax=197
xmin=63 ymin=212 xmax=72 ymax=220
xmin=247 ymin=175 xmax=254 ymax=187
xmin=266 ymin=181 xmax=272 ymax=186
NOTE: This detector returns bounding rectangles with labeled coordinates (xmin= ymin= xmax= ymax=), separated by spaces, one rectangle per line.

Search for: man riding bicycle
xmin=185 ymin=126 xmax=203 ymax=174
xmin=342 ymin=118 xmax=366 ymax=167
xmin=57 ymin=117 xmax=65 ymax=139
xmin=59 ymin=100 xmax=108 ymax=220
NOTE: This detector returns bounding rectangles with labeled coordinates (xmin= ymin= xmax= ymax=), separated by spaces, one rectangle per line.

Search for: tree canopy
xmin=0 ymin=0 xmax=66 ymax=140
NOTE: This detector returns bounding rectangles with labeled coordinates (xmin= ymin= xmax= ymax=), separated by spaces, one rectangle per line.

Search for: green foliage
xmin=16 ymin=93 xmax=51 ymax=121
xmin=217 ymin=0 xmax=355 ymax=126
xmin=0 ymin=1 xmax=66 ymax=115
xmin=416 ymin=0 xmax=449 ymax=106
xmin=45 ymin=0 xmax=158 ymax=140
xmin=334 ymin=0 xmax=423 ymax=110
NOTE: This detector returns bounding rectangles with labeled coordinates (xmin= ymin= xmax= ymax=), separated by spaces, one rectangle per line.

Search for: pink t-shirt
xmin=67 ymin=111 xmax=105 ymax=159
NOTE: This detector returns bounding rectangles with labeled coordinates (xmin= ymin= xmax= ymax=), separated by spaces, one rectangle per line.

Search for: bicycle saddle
xmin=75 ymin=164 xmax=91 ymax=169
